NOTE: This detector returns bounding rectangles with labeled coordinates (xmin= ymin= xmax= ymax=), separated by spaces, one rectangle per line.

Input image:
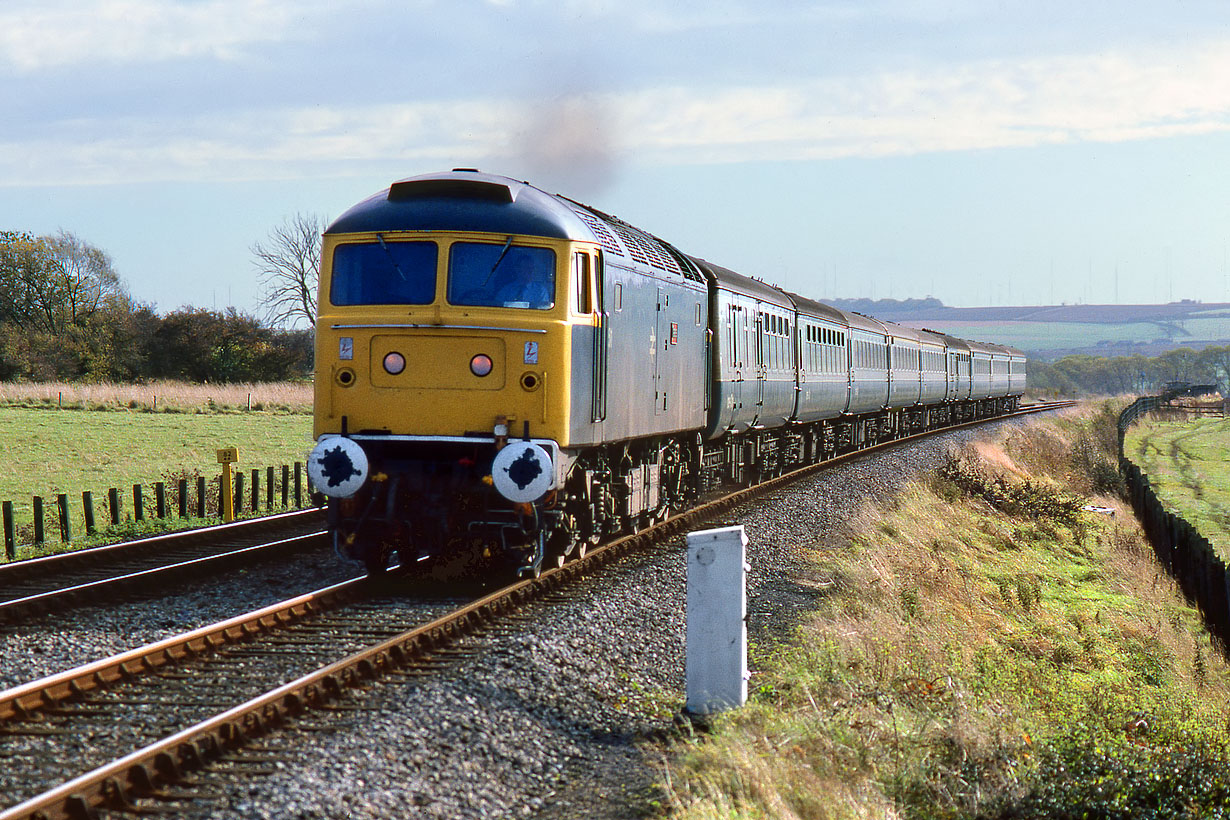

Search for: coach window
xmin=331 ymin=240 xmax=438 ymax=306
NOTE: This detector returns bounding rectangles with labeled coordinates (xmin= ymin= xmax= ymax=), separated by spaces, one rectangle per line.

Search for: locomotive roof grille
xmin=387 ymin=178 xmax=517 ymax=203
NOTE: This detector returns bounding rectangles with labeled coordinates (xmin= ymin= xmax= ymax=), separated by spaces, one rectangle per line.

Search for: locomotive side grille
xmin=608 ymin=220 xmax=685 ymax=277
xmin=564 ymin=200 xmax=689 ymax=279
xmin=567 ymin=206 xmax=625 ymax=257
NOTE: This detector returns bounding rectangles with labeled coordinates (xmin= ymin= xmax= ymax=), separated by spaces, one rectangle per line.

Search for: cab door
xmin=580 ymin=251 xmax=606 ymax=423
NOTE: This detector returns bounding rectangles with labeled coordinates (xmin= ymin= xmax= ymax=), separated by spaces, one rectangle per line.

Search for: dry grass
xmin=0 ymin=380 xmax=312 ymax=413
xmin=665 ymin=403 xmax=1230 ymax=819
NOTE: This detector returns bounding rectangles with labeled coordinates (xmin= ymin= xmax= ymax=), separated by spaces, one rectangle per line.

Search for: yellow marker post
xmin=217 ymin=447 xmax=238 ymax=523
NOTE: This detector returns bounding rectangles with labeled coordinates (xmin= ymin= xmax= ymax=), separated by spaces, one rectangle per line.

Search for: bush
xmin=938 ymin=456 xmax=1086 ymax=524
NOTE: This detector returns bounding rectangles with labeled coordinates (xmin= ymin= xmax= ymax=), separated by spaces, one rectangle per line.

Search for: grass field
xmin=1124 ymin=414 xmax=1230 ymax=559
xmin=0 ymin=406 xmax=314 ymax=559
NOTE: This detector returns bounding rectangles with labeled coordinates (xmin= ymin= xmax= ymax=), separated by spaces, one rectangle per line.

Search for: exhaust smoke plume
xmin=512 ymin=93 xmax=620 ymax=199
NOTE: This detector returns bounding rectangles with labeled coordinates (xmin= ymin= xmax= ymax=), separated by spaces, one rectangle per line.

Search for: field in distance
xmin=1124 ymin=414 xmax=1230 ymax=559
xmin=832 ymin=298 xmax=1230 ymax=359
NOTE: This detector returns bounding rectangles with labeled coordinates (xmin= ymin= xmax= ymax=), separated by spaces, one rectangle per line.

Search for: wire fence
xmin=2 ymin=462 xmax=321 ymax=561
xmin=1118 ymin=394 xmax=1230 ymax=651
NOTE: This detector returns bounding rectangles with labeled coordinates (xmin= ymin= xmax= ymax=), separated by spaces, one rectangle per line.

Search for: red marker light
xmin=470 ymin=354 xmax=493 ymax=377
xmin=383 ymin=352 xmax=406 ymax=375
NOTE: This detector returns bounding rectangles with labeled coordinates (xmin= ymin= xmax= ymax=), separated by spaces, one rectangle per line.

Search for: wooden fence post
xmin=196 ymin=476 xmax=207 ymax=518
xmin=3 ymin=501 xmax=14 ymax=560
xmin=250 ymin=468 xmax=259 ymax=511
xmin=33 ymin=496 xmax=44 ymax=545
xmin=178 ymin=479 xmax=187 ymax=518
xmin=266 ymin=466 xmax=274 ymax=511
xmin=57 ymin=494 xmax=70 ymax=543
xmin=133 ymin=485 xmax=144 ymax=522
xmin=83 ymin=491 xmax=96 ymax=535
xmin=155 ymin=482 xmax=166 ymax=519
xmin=281 ymin=465 xmax=290 ymax=508
xmin=294 ymin=462 xmax=303 ymax=508
xmin=234 ymin=472 xmax=244 ymax=515
xmin=109 ymin=487 xmax=120 ymax=525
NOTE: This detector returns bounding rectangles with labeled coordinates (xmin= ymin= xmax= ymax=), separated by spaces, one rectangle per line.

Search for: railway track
xmin=0 ymin=509 xmax=326 ymax=623
xmin=0 ymin=401 xmax=1073 ymax=819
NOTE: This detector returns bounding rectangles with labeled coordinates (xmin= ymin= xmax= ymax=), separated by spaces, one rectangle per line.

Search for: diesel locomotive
xmin=308 ymin=169 xmax=1026 ymax=576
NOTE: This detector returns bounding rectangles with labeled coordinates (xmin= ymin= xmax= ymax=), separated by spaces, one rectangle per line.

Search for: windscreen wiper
xmin=376 ymin=233 xmax=407 ymax=281
xmin=483 ymin=236 xmax=514 ymax=285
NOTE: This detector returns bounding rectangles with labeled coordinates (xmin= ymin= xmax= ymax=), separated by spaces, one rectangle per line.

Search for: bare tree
xmin=252 ymin=213 xmax=325 ymax=327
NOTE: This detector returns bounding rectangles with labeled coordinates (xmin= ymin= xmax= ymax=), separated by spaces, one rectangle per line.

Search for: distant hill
xmin=824 ymin=298 xmax=1230 ymax=360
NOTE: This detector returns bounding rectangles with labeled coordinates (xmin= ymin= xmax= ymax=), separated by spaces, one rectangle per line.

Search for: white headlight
xmin=383 ymin=352 xmax=406 ymax=375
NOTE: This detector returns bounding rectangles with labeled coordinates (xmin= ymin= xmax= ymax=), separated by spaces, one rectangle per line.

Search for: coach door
xmin=754 ymin=310 xmax=766 ymax=415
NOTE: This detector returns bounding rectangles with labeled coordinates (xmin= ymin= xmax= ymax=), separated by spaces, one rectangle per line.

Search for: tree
xmin=147 ymin=307 xmax=310 ymax=383
xmin=0 ymin=230 xmax=125 ymax=335
xmin=251 ymin=213 xmax=324 ymax=327
xmin=44 ymin=229 xmax=126 ymax=328
xmin=0 ymin=231 xmax=60 ymax=332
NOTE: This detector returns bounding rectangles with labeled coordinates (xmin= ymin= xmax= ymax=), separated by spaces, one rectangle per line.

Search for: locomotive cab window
xmin=330 ymin=240 xmax=438 ymax=306
xmin=448 ymin=242 xmax=556 ymax=309
xmin=572 ymin=251 xmax=596 ymax=314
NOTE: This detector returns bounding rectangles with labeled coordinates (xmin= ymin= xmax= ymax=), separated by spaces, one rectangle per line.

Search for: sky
xmin=2 ymin=0 xmax=1230 ymax=319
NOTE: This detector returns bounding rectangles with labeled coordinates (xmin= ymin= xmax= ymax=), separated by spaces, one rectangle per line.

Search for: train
xmin=308 ymin=169 xmax=1026 ymax=576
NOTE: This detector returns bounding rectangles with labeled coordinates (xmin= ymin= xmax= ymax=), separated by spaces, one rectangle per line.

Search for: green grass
xmin=1125 ymin=415 xmax=1230 ymax=560
xmin=665 ymin=404 xmax=1230 ymax=819
xmin=0 ymin=406 xmax=314 ymax=559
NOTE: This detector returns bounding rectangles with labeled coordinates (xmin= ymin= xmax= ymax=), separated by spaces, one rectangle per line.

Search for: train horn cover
xmin=491 ymin=442 xmax=554 ymax=503
xmin=308 ymin=436 xmax=369 ymax=498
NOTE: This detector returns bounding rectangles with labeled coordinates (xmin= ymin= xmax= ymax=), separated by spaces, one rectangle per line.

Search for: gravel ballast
xmin=0 ymin=419 xmax=1035 ymax=818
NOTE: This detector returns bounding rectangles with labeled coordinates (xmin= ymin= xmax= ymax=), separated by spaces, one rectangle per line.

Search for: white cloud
xmin=610 ymin=40 xmax=1230 ymax=163
xmin=4 ymin=36 xmax=1230 ymax=186
xmin=0 ymin=0 xmax=336 ymax=71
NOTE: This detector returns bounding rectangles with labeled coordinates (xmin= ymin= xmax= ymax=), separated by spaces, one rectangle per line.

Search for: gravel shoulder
xmin=0 ymin=420 xmax=1028 ymax=818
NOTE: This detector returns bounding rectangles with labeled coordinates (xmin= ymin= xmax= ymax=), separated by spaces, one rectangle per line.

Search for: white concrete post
xmin=685 ymin=525 xmax=748 ymax=714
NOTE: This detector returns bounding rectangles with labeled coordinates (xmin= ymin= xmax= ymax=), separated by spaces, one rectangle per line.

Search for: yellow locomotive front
xmin=309 ymin=171 xmax=601 ymax=575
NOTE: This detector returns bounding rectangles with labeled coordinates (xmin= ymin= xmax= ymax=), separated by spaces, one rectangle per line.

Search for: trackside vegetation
xmin=665 ymin=404 xmax=1230 ymax=819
